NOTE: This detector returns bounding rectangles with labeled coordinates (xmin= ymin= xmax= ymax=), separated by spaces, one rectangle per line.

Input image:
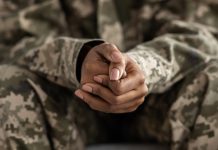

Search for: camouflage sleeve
xmin=20 ymin=38 xmax=103 ymax=90
xmin=127 ymin=20 xmax=218 ymax=94
xmin=1 ymin=0 xmax=104 ymax=90
xmin=0 ymin=0 xmax=67 ymax=64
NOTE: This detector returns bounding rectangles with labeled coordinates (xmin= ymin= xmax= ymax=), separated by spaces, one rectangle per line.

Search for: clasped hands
xmin=75 ymin=43 xmax=148 ymax=113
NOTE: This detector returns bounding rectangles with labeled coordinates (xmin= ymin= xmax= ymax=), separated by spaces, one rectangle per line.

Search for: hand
xmin=80 ymin=43 xmax=126 ymax=85
xmin=75 ymin=54 xmax=148 ymax=113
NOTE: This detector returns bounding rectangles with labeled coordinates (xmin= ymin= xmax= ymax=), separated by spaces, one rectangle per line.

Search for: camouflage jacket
xmin=1 ymin=0 xmax=218 ymax=93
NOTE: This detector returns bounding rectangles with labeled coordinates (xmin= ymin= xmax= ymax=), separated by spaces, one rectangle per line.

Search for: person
xmin=0 ymin=0 xmax=218 ymax=149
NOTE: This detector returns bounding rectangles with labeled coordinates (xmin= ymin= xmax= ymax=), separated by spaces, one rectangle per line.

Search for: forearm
xmin=20 ymin=37 xmax=104 ymax=89
xmin=127 ymin=20 xmax=218 ymax=93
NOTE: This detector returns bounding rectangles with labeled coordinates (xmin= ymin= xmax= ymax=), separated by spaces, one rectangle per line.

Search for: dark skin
xmin=75 ymin=43 xmax=148 ymax=113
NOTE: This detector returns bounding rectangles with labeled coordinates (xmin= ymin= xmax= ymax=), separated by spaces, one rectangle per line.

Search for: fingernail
xmin=82 ymin=85 xmax=92 ymax=93
xmin=110 ymin=68 xmax=120 ymax=80
xmin=94 ymin=76 xmax=103 ymax=83
xmin=111 ymin=52 xmax=121 ymax=62
xmin=75 ymin=90 xmax=83 ymax=99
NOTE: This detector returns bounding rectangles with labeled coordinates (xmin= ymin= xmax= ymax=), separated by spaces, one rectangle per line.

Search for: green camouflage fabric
xmin=0 ymin=0 xmax=218 ymax=149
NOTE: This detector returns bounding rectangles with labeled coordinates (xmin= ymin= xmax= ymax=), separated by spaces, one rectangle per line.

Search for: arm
xmin=20 ymin=38 xmax=104 ymax=89
xmin=0 ymin=0 xmax=106 ymax=90
xmin=127 ymin=20 xmax=218 ymax=93
xmin=75 ymin=20 xmax=218 ymax=113
xmin=0 ymin=0 xmax=67 ymax=64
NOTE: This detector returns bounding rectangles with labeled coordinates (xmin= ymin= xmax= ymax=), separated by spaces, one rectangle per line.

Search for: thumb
xmin=94 ymin=43 xmax=126 ymax=80
xmin=109 ymin=60 xmax=126 ymax=80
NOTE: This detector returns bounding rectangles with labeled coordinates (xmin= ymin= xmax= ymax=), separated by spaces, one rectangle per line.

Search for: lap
xmin=102 ymin=60 xmax=218 ymax=149
xmin=0 ymin=65 xmax=107 ymax=150
xmin=1 ymin=60 xmax=218 ymax=150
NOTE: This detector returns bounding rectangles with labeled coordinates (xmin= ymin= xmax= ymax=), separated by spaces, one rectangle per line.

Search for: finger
xmin=107 ymin=55 xmax=146 ymax=94
xmin=94 ymin=72 xmax=147 ymax=95
xmin=82 ymin=61 xmax=109 ymax=77
xmin=81 ymin=62 xmax=108 ymax=84
xmin=110 ymin=97 xmax=145 ymax=113
xmin=122 ymin=71 xmax=127 ymax=78
xmin=82 ymin=83 xmax=147 ymax=105
xmin=110 ymin=71 xmax=145 ymax=95
xmin=94 ymin=43 xmax=123 ymax=63
xmin=93 ymin=75 xmax=109 ymax=86
xmin=112 ymin=106 xmax=138 ymax=114
xmin=82 ymin=82 xmax=118 ymax=104
xmin=74 ymin=89 xmax=111 ymax=113
xmin=93 ymin=43 xmax=126 ymax=80
xmin=109 ymin=61 xmax=126 ymax=81
xmin=75 ymin=89 xmax=145 ymax=114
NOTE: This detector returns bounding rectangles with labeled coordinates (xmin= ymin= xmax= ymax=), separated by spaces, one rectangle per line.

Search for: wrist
xmin=76 ymin=40 xmax=104 ymax=82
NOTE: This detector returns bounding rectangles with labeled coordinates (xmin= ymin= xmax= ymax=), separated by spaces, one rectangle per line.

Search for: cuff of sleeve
xmin=126 ymin=50 xmax=169 ymax=94
xmin=75 ymin=40 xmax=105 ymax=83
xmin=127 ymin=47 xmax=172 ymax=93
xmin=126 ymin=52 xmax=152 ymax=94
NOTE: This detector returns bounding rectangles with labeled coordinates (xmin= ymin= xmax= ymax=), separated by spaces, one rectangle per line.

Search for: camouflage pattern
xmin=0 ymin=65 xmax=108 ymax=150
xmin=0 ymin=0 xmax=218 ymax=150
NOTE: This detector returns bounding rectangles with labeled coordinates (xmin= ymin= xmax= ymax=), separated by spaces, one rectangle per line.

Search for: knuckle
xmin=92 ymin=85 xmax=101 ymax=95
xmin=139 ymin=74 xmax=146 ymax=85
xmin=137 ymin=85 xmax=148 ymax=98
xmin=142 ymin=85 xmax=148 ymax=96
xmin=103 ymin=43 xmax=113 ymax=50
xmin=102 ymin=79 xmax=108 ymax=86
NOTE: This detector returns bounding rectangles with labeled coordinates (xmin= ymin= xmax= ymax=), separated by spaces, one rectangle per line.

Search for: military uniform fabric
xmin=0 ymin=0 xmax=218 ymax=149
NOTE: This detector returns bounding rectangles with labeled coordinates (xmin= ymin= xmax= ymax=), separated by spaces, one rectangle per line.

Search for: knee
xmin=0 ymin=65 xmax=40 ymax=115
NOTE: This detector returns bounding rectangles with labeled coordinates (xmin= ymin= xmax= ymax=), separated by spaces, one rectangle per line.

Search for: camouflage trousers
xmin=0 ymin=60 xmax=218 ymax=150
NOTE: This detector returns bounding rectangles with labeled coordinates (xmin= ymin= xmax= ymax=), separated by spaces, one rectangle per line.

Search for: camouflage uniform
xmin=0 ymin=0 xmax=218 ymax=149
